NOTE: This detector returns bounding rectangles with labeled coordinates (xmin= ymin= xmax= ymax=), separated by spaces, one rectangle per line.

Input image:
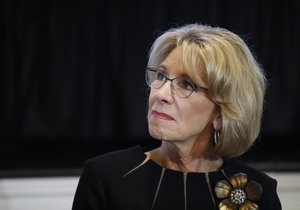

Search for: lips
xmin=151 ymin=110 xmax=174 ymax=120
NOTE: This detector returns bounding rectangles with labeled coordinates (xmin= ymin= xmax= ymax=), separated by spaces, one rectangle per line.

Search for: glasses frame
xmin=145 ymin=68 xmax=208 ymax=98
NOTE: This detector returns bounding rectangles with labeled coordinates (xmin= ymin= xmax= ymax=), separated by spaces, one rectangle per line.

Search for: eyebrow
xmin=158 ymin=65 xmax=190 ymax=78
xmin=157 ymin=65 xmax=167 ymax=72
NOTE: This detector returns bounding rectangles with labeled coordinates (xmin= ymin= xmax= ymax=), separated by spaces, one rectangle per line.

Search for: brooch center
xmin=230 ymin=188 xmax=246 ymax=204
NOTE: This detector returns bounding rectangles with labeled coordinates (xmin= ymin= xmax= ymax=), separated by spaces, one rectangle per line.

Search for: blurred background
xmin=1 ymin=0 xmax=300 ymax=209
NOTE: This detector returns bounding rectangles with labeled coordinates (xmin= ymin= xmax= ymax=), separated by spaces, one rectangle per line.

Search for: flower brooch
xmin=215 ymin=173 xmax=262 ymax=210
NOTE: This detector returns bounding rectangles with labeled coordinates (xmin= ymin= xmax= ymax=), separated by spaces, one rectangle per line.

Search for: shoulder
xmin=82 ymin=145 xmax=147 ymax=176
xmin=88 ymin=145 xmax=144 ymax=163
xmin=224 ymin=158 xmax=277 ymax=185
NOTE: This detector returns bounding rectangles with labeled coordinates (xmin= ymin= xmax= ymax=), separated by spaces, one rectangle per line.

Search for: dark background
xmin=1 ymin=0 xmax=300 ymax=177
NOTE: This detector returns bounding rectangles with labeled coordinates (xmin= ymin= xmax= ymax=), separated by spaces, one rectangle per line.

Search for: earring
xmin=214 ymin=130 xmax=220 ymax=145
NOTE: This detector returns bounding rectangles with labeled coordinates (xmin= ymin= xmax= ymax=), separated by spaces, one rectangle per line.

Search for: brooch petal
xmin=215 ymin=180 xmax=232 ymax=198
xmin=245 ymin=180 xmax=262 ymax=201
xmin=219 ymin=198 xmax=238 ymax=210
xmin=229 ymin=173 xmax=247 ymax=189
xmin=240 ymin=200 xmax=259 ymax=210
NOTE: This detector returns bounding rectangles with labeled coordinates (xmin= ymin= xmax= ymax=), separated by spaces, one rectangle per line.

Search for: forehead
xmin=160 ymin=46 xmax=208 ymax=87
xmin=160 ymin=47 xmax=185 ymax=76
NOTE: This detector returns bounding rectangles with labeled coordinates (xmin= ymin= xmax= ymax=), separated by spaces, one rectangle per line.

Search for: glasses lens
xmin=145 ymin=68 xmax=198 ymax=98
xmin=173 ymin=78 xmax=194 ymax=97
xmin=146 ymin=69 xmax=165 ymax=88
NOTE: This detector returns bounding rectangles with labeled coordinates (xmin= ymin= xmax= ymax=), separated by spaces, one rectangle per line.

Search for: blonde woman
xmin=73 ymin=24 xmax=281 ymax=210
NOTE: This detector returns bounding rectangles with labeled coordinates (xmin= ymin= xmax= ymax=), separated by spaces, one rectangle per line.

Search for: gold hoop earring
xmin=214 ymin=130 xmax=220 ymax=145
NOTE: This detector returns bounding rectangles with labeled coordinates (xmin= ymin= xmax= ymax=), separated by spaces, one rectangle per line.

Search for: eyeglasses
xmin=145 ymin=68 xmax=208 ymax=98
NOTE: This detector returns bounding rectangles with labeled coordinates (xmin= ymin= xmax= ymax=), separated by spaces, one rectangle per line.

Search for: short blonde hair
xmin=147 ymin=24 xmax=266 ymax=158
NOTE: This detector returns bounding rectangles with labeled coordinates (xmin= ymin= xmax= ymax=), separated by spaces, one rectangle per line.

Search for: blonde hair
xmin=147 ymin=24 xmax=266 ymax=158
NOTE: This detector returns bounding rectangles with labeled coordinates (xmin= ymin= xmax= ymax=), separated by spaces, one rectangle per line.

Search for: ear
xmin=213 ymin=114 xmax=222 ymax=131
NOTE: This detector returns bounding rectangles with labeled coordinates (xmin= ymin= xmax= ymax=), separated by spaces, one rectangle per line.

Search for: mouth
xmin=151 ymin=110 xmax=174 ymax=121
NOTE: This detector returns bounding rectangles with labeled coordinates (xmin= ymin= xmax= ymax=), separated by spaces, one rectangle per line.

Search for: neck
xmin=148 ymin=141 xmax=222 ymax=173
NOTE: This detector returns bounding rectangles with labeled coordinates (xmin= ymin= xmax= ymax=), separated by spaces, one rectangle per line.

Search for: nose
xmin=154 ymin=80 xmax=175 ymax=103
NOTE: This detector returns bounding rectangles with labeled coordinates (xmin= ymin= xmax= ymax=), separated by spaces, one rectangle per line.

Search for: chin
xmin=148 ymin=129 xmax=162 ymax=140
xmin=149 ymin=127 xmax=177 ymax=142
xmin=148 ymin=126 xmax=166 ymax=140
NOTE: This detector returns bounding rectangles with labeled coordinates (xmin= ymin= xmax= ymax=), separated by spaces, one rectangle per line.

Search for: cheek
xmin=184 ymin=99 xmax=216 ymax=124
xmin=147 ymin=92 xmax=156 ymax=121
xmin=147 ymin=92 xmax=154 ymax=111
xmin=148 ymin=88 xmax=158 ymax=106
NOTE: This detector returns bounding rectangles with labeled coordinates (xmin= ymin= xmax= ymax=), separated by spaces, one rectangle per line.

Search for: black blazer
xmin=72 ymin=145 xmax=281 ymax=210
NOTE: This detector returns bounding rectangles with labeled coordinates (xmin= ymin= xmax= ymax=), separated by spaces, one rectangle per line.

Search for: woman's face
xmin=147 ymin=47 xmax=219 ymax=145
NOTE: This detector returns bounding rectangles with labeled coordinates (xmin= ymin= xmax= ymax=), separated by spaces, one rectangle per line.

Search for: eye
xmin=176 ymin=78 xmax=195 ymax=90
xmin=156 ymin=71 xmax=166 ymax=81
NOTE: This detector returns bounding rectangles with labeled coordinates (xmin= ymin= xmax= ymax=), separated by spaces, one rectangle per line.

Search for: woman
xmin=72 ymin=24 xmax=281 ymax=210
